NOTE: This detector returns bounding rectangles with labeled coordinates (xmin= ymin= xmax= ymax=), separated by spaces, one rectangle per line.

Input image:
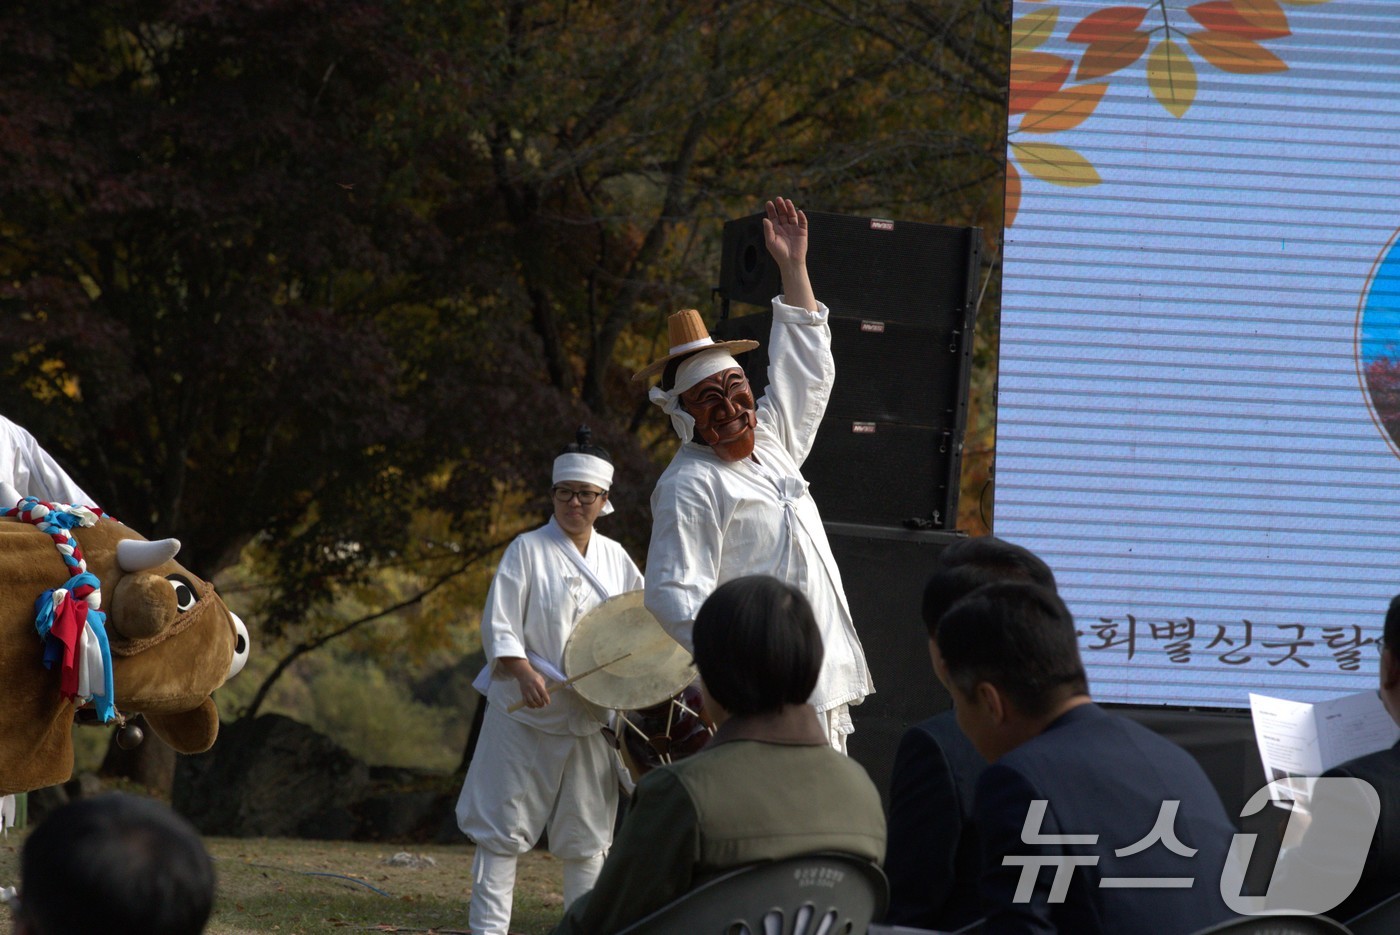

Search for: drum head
xmin=564 ymin=590 xmax=695 ymax=710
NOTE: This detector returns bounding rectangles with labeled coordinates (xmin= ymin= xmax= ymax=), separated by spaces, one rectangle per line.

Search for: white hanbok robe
xmin=456 ymin=516 xmax=642 ymax=858
xmin=645 ymin=297 xmax=873 ymax=718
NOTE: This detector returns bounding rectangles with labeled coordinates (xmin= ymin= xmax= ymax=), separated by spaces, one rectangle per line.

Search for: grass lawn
xmin=2 ymin=834 xmax=563 ymax=935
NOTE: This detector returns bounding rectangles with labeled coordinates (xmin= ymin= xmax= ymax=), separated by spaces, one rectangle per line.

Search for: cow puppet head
xmin=0 ymin=514 xmax=249 ymax=795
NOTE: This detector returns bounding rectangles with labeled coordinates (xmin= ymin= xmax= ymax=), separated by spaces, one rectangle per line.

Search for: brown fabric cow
xmin=0 ymin=512 xmax=249 ymax=795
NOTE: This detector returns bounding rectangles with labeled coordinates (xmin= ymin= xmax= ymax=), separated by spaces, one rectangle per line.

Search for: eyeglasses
xmin=552 ymin=486 xmax=603 ymax=505
xmin=1378 ymin=636 xmax=1387 ymax=655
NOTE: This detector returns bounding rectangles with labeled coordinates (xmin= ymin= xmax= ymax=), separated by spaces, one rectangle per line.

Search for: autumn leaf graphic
xmin=1068 ymin=6 xmax=1152 ymax=80
xmin=1147 ymin=37 xmax=1197 ymax=117
xmin=1003 ymin=0 xmax=1333 ymax=228
xmin=1187 ymin=28 xmax=1287 ymax=73
xmin=1009 ymin=51 xmax=1074 ymax=115
xmin=1005 ymin=160 xmax=1023 ymax=229
xmin=1021 ymin=82 xmax=1109 ymax=134
xmin=1012 ymin=141 xmax=1102 ymax=187
xmin=1013 ymin=6 xmax=1059 ymax=51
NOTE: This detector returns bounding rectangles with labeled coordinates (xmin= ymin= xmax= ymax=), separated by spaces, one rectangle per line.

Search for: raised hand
xmin=762 ymin=196 xmax=816 ymax=311
xmin=763 ymin=196 xmax=807 ymax=269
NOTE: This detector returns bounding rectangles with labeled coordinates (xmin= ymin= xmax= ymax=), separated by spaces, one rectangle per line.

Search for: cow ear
xmin=117 ymin=538 xmax=181 ymax=572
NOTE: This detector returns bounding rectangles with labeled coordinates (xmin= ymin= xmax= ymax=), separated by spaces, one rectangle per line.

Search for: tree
xmin=1 ymin=0 xmax=1014 ymax=779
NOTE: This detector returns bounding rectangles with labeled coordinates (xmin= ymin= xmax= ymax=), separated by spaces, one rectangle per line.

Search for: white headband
xmin=649 ymin=349 xmax=742 ymax=443
xmin=552 ymin=452 xmax=615 ymax=516
xmin=674 ymin=349 xmax=741 ymax=395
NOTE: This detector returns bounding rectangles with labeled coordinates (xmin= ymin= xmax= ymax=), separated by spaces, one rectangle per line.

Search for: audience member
xmin=1315 ymin=593 xmax=1400 ymax=921
xmin=12 ymin=793 xmax=215 ymax=935
xmin=884 ymin=536 xmax=1057 ymax=932
xmin=550 ymin=575 xmax=886 ymax=934
xmin=936 ymin=582 xmax=1237 ymax=934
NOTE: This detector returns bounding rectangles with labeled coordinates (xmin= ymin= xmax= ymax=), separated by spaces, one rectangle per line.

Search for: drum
xmin=615 ymin=683 xmax=714 ymax=780
xmin=563 ymin=590 xmax=714 ymax=779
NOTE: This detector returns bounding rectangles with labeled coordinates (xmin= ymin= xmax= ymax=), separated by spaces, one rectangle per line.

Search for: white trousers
xmin=456 ymin=704 xmax=618 ymax=857
xmin=822 ymin=703 xmax=853 ymax=754
xmin=469 ymin=847 xmax=604 ymax=935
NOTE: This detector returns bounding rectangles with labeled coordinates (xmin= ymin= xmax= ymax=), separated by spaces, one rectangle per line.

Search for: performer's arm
xmin=480 ymin=539 xmax=550 ymax=709
xmin=755 ymin=199 xmax=834 ymax=466
xmin=764 ymin=196 xmax=816 ymax=313
xmin=1 ymin=415 xmax=100 ymax=507
xmin=644 ymin=477 xmax=722 ymax=653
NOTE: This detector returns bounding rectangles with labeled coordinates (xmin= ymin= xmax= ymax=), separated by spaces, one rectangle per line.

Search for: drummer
xmin=455 ymin=427 xmax=643 ymax=935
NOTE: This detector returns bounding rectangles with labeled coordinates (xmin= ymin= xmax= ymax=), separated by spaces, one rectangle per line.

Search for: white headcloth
xmin=552 ymin=452 xmax=615 ymax=516
xmin=647 ymin=348 xmax=741 ymax=443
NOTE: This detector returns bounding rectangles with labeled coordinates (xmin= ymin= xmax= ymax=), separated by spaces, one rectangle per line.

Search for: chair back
xmin=1189 ymin=913 xmax=1353 ymax=934
xmin=616 ymin=852 xmax=888 ymax=935
xmin=1346 ymin=890 xmax=1400 ymax=935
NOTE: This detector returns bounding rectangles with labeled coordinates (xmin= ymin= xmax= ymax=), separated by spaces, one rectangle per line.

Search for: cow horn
xmin=117 ymin=537 xmax=182 ymax=572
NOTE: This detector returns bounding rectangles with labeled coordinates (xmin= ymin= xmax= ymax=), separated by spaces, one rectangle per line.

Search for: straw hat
xmin=632 ymin=309 xmax=759 ymax=382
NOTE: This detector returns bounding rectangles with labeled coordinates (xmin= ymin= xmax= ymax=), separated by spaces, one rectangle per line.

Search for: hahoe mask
xmin=680 ymin=367 xmax=756 ymax=462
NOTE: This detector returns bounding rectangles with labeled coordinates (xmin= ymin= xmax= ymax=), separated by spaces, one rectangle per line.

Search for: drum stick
xmin=506 ymin=651 xmax=633 ymax=713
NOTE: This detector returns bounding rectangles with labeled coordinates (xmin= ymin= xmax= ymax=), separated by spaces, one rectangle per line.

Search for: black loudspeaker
xmin=714 ymin=212 xmax=980 ymax=529
xmin=825 ymin=522 xmax=963 ymax=804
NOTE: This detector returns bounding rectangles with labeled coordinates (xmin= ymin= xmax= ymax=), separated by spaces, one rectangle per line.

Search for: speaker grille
xmin=720 ymin=211 xmax=980 ymax=327
xmin=713 ymin=211 xmax=979 ymax=530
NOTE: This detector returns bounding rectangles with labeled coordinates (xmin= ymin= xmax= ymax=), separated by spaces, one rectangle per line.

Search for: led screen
xmin=996 ymin=0 xmax=1400 ymax=706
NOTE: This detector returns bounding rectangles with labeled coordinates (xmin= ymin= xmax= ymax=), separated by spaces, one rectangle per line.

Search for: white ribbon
xmin=649 ymin=385 xmax=697 ymax=444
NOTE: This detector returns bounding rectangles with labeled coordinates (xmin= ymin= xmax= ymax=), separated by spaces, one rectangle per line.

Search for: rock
xmin=383 ymin=851 xmax=437 ymax=868
xmin=173 ymin=713 xmax=370 ymax=837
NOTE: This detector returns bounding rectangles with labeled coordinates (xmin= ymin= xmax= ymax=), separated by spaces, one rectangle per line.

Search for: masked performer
xmin=455 ymin=428 xmax=643 ymax=935
xmin=635 ymin=197 xmax=872 ymax=753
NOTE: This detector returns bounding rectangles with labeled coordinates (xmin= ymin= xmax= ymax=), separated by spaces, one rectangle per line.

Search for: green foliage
xmin=215 ymin=640 xmax=480 ymax=773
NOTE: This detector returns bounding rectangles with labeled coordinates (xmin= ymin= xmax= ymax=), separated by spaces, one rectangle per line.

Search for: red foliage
xmin=1365 ymin=356 xmax=1400 ymax=451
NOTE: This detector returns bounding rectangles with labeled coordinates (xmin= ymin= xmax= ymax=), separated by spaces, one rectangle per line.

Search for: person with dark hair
xmin=884 ymin=536 xmax=1057 ymax=932
xmin=636 ymin=198 xmax=872 ymax=753
xmin=1313 ymin=593 xmax=1400 ymax=921
xmin=935 ymin=581 xmax=1237 ymax=934
xmin=549 ymin=575 xmax=886 ymax=935
xmin=455 ymin=427 xmax=643 ymax=935
xmin=11 ymin=793 xmax=214 ymax=935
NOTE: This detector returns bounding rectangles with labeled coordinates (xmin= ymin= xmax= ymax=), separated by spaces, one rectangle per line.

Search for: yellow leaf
xmin=1147 ymin=38 xmax=1197 ymax=117
xmin=1012 ymin=141 xmax=1102 ymax=187
xmin=1013 ymin=7 xmax=1060 ymax=52
xmin=1187 ymin=29 xmax=1287 ymax=74
xmin=1020 ymin=82 xmax=1107 ymax=134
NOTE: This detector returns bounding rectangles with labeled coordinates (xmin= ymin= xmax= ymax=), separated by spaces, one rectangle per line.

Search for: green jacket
xmin=551 ymin=704 xmax=886 ymax=935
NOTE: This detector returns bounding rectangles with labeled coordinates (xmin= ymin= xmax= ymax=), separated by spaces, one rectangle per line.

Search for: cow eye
xmin=166 ymin=575 xmax=197 ymax=611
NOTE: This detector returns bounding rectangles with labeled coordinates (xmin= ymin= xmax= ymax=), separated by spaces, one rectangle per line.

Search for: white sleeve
xmin=644 ymin=476 xmax=723 ymax=654
xmin=480 ymin=537 xmax=531 ymax=663
xmin=2 ymin=417 xmax=99 ymax=507
xmin=755 ymin=297 xmax=834 ymax=467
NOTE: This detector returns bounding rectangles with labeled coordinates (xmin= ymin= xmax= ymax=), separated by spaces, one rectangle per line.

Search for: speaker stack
xmin=714 ymin=211 xmax=981 ymax=799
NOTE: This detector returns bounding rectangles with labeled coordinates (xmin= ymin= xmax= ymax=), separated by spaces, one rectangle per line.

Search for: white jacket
xmin=481 ymin=516 xmax=643 ymax=736
xmin=645 ymin=297 xmax=873 ymax=713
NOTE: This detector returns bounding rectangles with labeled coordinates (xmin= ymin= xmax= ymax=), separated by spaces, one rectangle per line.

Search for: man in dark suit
xmin=1319 ymin=593 xmax=1400 ymax=922
xmin=884 ymin=537 xmax=1057 ymax=932
xmin=935 ymin=582 xmax=1238 ymax=934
